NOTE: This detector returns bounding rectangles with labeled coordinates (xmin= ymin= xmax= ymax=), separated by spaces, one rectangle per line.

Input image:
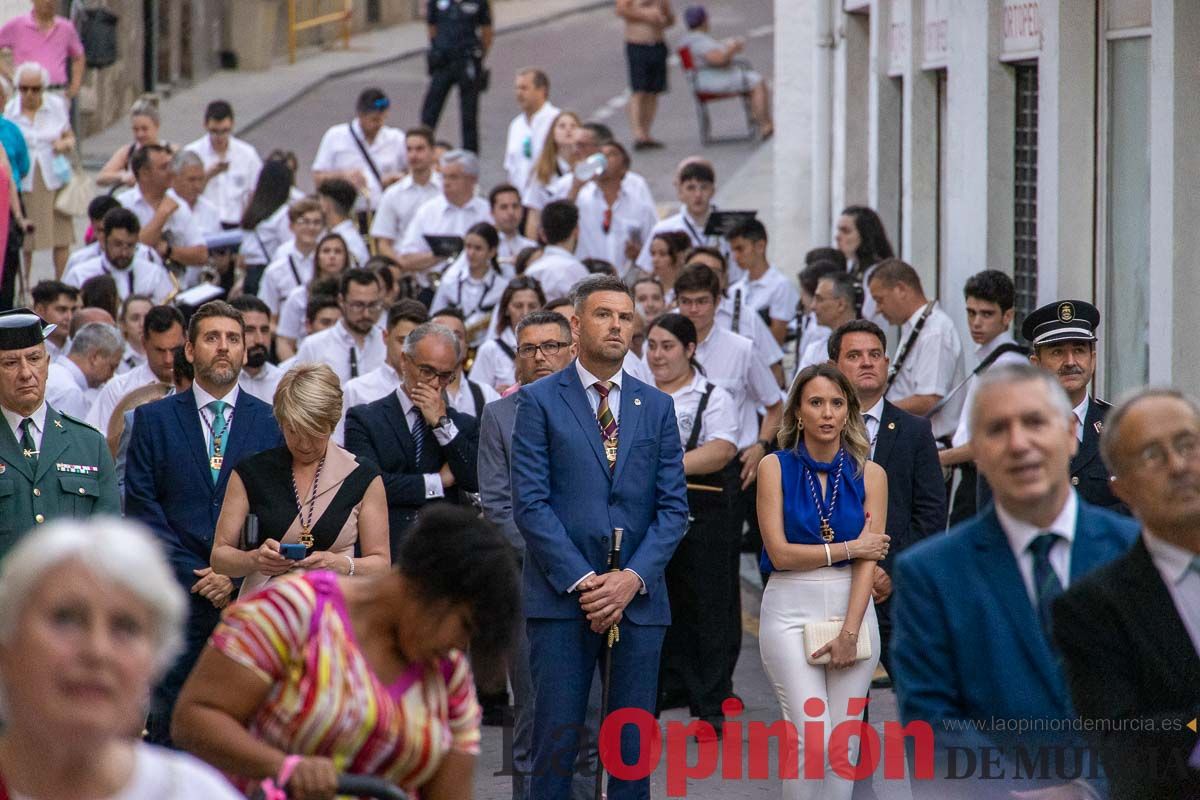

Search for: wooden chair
xmin=677 ymin=45 xmax=758 ymax=145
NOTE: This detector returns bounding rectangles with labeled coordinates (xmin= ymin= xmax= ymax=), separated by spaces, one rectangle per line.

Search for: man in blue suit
xmin=891 ymin=362 xmax=1137 ymax=798
xmin=512 ymin=274 xmax=689 ymax=800
xmin=125 ymin=301 xmax=283 ymax=746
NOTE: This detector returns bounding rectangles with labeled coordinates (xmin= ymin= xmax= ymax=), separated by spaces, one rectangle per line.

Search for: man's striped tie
xmin=1028 ymin=532 xmax=1064 ymax=644
xmin=594 ymin=381 xmax=618 ymax=471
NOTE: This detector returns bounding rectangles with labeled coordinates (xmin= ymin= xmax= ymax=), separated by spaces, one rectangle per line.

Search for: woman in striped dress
xmin=173 ymin=506 xmax=519 ymax=799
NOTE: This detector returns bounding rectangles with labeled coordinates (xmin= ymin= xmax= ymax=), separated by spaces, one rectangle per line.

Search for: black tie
xmin=410 ymin=409 xmax=433 ymax=471
xmin=349 ymin=347 xmax=359 ymax=379
xmin=1028 ymin=532 xmax=1065 ymax=644
xmin=19 ymin=418 xmax=37 ymax=472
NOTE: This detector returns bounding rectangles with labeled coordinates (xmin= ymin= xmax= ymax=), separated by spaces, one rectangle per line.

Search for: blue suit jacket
xmin=511 ymin=364 xmax=689 ymax=625
xmin=891 ymin=500 xmax=1138 ymax=792
xmin=125 ymin=388 xmax=283 ymax=591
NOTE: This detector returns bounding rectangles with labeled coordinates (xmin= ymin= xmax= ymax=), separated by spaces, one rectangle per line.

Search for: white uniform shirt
xmin=295 ymin=319 xmax=387 ymax=384
xmin=240 ymin=204 xmax=292 ymax=267
xmin=311 ymin=119 xmax=406 ymax=209
xmin=885 ymin=302 xmax=967 ymax=441
xmin=524 ymin=245 xmax=589 ymax=300
xmin=665 ymin=371 xmax=739 ymax=449
xmin=467 ymin=327 xmax=518 ymax=391
xmin=238 ymin=362 xmax=284 ymax=406
xmin=369 ymin=172 xmax=442 ymax=245
xmin=524 ymin=170 xmax=572 ymax=211
xmin=45 ymin=358 xmax=96 ymax=420
xmin=498 ymin=230 xmax=537 ymax=265
xmin=188 ymin=195 xmax=224 ymax=240
xmin=574 ymin=178 xmax=659 ymax=269
xmin=86 ymin=361 xmax=158 ymax=436
xmin=398 ymin=193 xmax=494 ymax=277
xmin=951 ymin=332 xmax=1028 ymax=448
xmin=119 ymin=187 xmax=207 ymax=249
xmin=333 ymin=362 xmax=400 ymax=445
xmin=330 ymin=218 xmax=370 ymax=266
xmin=504 ymin=101 xmax=560 ymax=192
xmin=797 ymin=326 xmax=834 ymax=371
xmin=429 ymin=259 xmax=512 ymax=339
xmin=687 ymin=327 xmax=781 ymax=449
xmin=995 ymin=489 xmax=1077 ymax=606
xmin=118 ymin=341 xmax=146 ymax=375
xmin=635 ymin=204 xmax=745 ymax=285
xmin=717 ymin=294 xmax=784 ymax=366
xmin=65 ymin=240 xmax=159 ymax=272
xmin=184 ymin=135 xmax=263 ymax=224
xmin=447 ymin=377 xmax=500 ymax=419
xmin=259 ymin=247 xmax=316 ymax=316
xmin=63 ymin=253 xmax=175 ymax=304
xmin=276 ymin=285 xmax=312 ymax=342
xmin=729 ymin=266 xmax=800 ymax=326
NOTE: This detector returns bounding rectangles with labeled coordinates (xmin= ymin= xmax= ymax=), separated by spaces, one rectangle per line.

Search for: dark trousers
xmin=421 ymin=59 xmax=481 ymax=153
xmin=146 ymin=594 xmax=222 ymax=746
xmin=527 ymin=617 xmax=664 ymax=800
xmin=658 ymin=493 xmax=738 ymax=718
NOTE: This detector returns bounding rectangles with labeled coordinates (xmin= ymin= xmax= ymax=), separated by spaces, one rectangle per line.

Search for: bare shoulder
xmin=863 ymin=460 xmax=887 ymax=487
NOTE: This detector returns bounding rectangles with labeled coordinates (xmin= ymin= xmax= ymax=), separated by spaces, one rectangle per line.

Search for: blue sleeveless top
xmin=760 ymin=445 xmax=867 ymax=574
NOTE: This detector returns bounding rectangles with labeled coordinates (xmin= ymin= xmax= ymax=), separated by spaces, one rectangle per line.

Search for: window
xmin=1012 ymin=64 xmax=1039 ymax=337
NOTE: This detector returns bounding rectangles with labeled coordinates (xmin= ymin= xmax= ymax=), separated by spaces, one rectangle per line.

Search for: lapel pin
xmin=53 ymin=419 xmax=63 ymax=429
xmin=887 ymin=422 xmax=896 ymax=430
xmin=634 ymin=398 xmax=641 ymax=406
xmin=1093 ymin=421 xmax=1103 ymax=434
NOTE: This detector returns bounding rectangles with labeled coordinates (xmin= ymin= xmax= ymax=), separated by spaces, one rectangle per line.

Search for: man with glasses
xmin=295 ymin=269 xmax=386 ymax=383
xmin=184 ymin=100 xmax=262 ymax=229
xmin=346 ymin=321 xmax=480 ymax=556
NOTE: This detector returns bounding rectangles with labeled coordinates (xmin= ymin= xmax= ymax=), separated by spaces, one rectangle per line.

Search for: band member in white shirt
xmin=370 ymin=126 xmax=442 ymax=264
xmin=184 ymin=101 xmax=263 ymax=228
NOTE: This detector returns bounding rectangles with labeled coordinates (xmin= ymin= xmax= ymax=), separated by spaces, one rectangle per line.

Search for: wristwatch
xmin=435 ymin=415 xmax=452 ymax=430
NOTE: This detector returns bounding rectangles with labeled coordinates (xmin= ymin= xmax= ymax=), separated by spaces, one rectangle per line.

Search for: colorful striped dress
xmin=210 ymin=571 xmax=481 ymax=794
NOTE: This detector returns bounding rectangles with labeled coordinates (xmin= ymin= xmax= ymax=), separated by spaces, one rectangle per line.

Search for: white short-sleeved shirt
xmin=692 ymin=326 xmax=781 ymax=449
xmin=665 ymin=371 xmax=740 ymax=450
xmin=430 ymin=259 xmax=512 ymax=344
xmin=119 ymin=187 xmax=207 ymax=249
xmin=330 ymin=218 xmax=369 ymax=266
xmin=258 ymin=248 xmax=316 ymax=316
xmin=574 ymin=178 xmax=660 ymax=270
xmin=85 ymin=361 xmax=157 ymax=436
xmin=797 ymin=327 xmax=834 ymax=371
xmin=240 ymin=204 xmax=292 ymax=267
xmin=504 ymin=101 xmax=560 ymax=193
xmin=729 ymin=266 xmax=800 ymax=325
xmin=467 ymin=327 xmax=518 ymax=391
xmin=46 ymin=358 xmax=96 ymax=420
xmin=524 ymin=245 xmax=589 ymax=300
xmin=448 ymin=377 xmax=500 ymax=419
xmin=333 ymin=361 xmax=399 ymax=445
xmin=369 ymin=172 xmax=442 ymax=244
xmin=63 ymin=253 xmax=175 ymax=304
xmin=885 ymin=302 xmax=967 ymax=440
xmin=276 ymin=285 xmax=311 ymax=342
xmin=523 ymin=170 xmax=572 ymax=211
xmin=950 ymin=332 xmax=1029 ymax=448
xmin=4 ymin=93 xmax=70 ymax=191
xmin=294 ymin=319 xmax=387 ymax=385
xmin=498 ymin=230 xmax=537 ymax=265
xmin=717 ymin=293 xmax=784 ymax=366
xmin=188 ymin=195 xmax=224 ymax=238
xmin=311 ymin=119 xmax=406 ymax=209
xmin=184 ymin=135 xmax=263 ymax=225
xmin=634 ymin=204 xmax=746 ymax=286
xmin=398 ymin=194 xmax=494 ymax=277
xmin=238 ymin=361 xmax=284 ymax=406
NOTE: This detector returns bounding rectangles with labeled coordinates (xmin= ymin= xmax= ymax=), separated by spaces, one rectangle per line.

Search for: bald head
xmin=71 ymin=307 xmax=117 ymax=338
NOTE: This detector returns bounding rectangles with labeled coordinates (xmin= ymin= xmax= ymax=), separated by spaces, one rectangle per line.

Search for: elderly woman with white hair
xmin=3 ymin=61 xmax=74 ymax=280
xmin=0 ymin=517 xmax=242 ymax=798
xmin=210 ymin=362 xmax=390 ymax=598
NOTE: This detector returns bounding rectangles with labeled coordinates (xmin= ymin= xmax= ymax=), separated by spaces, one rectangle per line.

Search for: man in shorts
xmin=617 ymin=0 xmax=674 ymax=151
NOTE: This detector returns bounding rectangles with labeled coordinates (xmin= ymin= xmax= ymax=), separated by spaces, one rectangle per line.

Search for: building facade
xmin=778 ymin=0 xmax=1200 ymax=395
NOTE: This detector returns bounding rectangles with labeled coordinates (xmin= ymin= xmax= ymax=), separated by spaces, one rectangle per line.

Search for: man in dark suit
xmin=891 ymin=362 xmax=1138 ymax=798
xmin=1024 ymin=299 xmax=1126 ymax=513
xmin=125 ymin=301 xmax=283 ymax=746
xmin=345 ymin=321 xmax=479 ymax=557
xmin=830 ymin=319 xmax=947 ymax=677
xmin=1054 ymin=388 xmax=1200 ymax=799
xmin=512 ymin=275 xmax=689 ymax=800
xmin=478 ymin=309 xmax=578 ymax=800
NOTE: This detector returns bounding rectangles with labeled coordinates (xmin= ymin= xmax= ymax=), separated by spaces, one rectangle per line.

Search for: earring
xmin=797 ymin=420 xmax=804 ymax=430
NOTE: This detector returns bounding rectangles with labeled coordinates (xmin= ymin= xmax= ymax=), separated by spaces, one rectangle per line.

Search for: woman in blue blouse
xmin=757 ymin=363 xmax=890 ymax=800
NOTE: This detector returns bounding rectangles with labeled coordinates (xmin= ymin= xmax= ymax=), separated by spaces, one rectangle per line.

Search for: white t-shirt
xmin=729 ymin=265 xmax=800 ymax=325
xmin=664 ymin=370 xmax=740 ymax=450
xmin=885 ymin=302 xmax=967 ymax=440
xmin=574 ymin=178 xmax=659 ymax=270
xmin=524 ymin=245 xmax=589 ymax=300
xmin=295 ymin=320 xmax=387 ymax=384
xmin=311 ymin=118 xmax=406 ymax=209
xmin=63 ymin=253 xmax=175 ymax=304
xmin=184 ymin=134 xmax=263 ymax=224
xmin=369 ymin=172 xmax=443 ymax=244
xmin=504 ymin=101 xmax=560 ymax=193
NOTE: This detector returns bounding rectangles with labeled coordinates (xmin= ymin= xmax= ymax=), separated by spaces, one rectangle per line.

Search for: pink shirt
xmin=0 ymin=13 xmax=84 ymax=85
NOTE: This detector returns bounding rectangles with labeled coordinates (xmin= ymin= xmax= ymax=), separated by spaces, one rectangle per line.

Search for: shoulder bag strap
xmin=685 ymin=383 xmax=715 ymax=452
xmin=287 ymin=255 xmax=301 ymax=286
xmin=924 ymin=341 xmax=1030 ymax=418
xmin=495 ymin=338 xmax=516 ymax=360
xmin=885 ymin=301 xmax=935 ymax=393
xmin=347 ymin=121 xmax=384 ymax=187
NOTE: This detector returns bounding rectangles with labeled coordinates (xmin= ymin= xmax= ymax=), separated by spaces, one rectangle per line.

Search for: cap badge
xmin=1058 ymin=303 xmax=1074 ymax=323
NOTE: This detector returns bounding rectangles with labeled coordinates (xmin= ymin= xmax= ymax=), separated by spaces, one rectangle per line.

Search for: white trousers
xmin=759 ymin=568 xmax=882 ymax=800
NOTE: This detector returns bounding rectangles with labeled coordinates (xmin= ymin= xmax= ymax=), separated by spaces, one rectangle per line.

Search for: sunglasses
xmin=18 ymin=86 xmax=43 ymax=94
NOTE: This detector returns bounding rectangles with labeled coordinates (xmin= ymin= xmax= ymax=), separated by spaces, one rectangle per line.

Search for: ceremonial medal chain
xmin=291 ymin=457 xmax=326 ymax=549
xmin=805 ymin=450 xmax=844 ymax=543
xmin=201 ymin=407 xmax=234 ymax=472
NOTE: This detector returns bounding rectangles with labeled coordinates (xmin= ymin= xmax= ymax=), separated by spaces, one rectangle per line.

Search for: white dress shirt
xmin=634 ymin=204 xmax=745 ymax=286
xmin=885 ymin=302 xmax=967 ymax=441
xmin=524 ymin=245 xmax=589 ymax=300
xmin=295 ymin=320 xmax=387 ymax=385
xmin=994 ymin=490 xmax=1078 ymax=606
xmin=238 ymin=362 xmax=284 ymax=406
xmin=524 ymin=170 xmax=573 ymax=211
xmin=398 ymin=193 xmax=494 ymax=279
xmin=504 ymin=101 xmax=560 ymax=192
xmin=951 ymin=331 xmax=1029 ymax=448
xmin=311 ymin=119 xmax=406 ymax=210
xmin=330 ymin=218 xmax=370 ymax=266
xmin=119 ymin=187 xmax=207 ymax=249
xmin=62 ymin=253 xmax=175 ymax=304
xmin=797 ymin=326 xmax=835 ymax=372
xmin=1142 ymin=531 xmax=1200 ymax=658
xmin=394 ymin=385 xmax=460 ymax=499
xmin=276 ymin=286 xmax=312 ymax=343
xmin=1072 ymin=393 xmax=1091 ymax=444
xmin=118 ymin=342 xmax=146 ymax=375
xmin=184 ymin=135 xmax=263 ymax=225
xmin=4 ymin=94 xmax=70 ymax=191
xmin=369 ymin=172 xmax=442 ymax=244
xmin=259 ymin=247 xmax=316 ymax=316
xmin=862 ymin=396 xmax=885 ymax=459
xmin=498 ymin=230 xmax=537 ymax=264
xmin=193 ymin=382 xmax=240 ymax=453
xmin=85 ymin=361 xmax=158 ymax=436
xmin=717 ymin=294 xmax=785 ymax=366
xmin=729 ymin=266 xmax=801 ymax=326
xmin=664 ymin=371 xmax=739 ymax=449
xmin=468 ymin=327 xmax=518 ymax=391
xmin=333 ymin=362 xmax=402 ymax=445
xmin=574 ymin=178 xmax=659 ymax=269
xmin=45 ymin=358 xmax=96 ymax=420
xmin=2 ymin=401 xmax=47 ymax=450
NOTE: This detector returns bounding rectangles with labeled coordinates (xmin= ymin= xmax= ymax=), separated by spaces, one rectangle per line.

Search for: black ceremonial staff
xmin=595 ymin=527 xmax=624 ymax=800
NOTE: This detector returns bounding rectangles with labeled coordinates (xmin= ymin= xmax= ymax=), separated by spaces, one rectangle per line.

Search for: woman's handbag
xmin=804 ymin=617 xmax=872 ymax=666
xmin=55 ymin=151 xmax=95 ymax=217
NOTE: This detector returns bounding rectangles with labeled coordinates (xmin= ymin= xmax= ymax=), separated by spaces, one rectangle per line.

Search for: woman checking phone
xmin=210 ymin=363 xmax=390 ymax=597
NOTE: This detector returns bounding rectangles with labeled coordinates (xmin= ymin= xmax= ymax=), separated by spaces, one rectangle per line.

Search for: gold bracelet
xmin=841 ymin=628 xmax=858 ymax=639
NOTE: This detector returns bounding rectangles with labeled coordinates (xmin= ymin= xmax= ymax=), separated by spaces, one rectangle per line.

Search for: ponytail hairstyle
xmin=647 ymin=312 xmax=705 ymax=377
xmin=466 ymin=221 xmax=502 ymax=274
xmin=778 ymin=363 xmax=869 ymax=474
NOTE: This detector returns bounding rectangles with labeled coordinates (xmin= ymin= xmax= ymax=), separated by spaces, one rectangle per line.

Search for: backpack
xmin=75 ymin=5 xmax=120 ymax=69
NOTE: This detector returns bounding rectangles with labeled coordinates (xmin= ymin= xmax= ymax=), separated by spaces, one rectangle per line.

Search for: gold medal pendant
xmin=820 ymin=519 xmax=835 ymax=543
xmin=210 ymin=455 xmax=223 ymax=471
xmin=604 ymin=440 xmax=618 ymax=467
xmin=299 ymin=527 xmax=314 ymax=548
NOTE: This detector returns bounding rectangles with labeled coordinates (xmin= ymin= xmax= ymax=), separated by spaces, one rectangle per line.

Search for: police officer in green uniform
xmin=0 ymin=308 xmax=119 ymax=557
xmin=1023 ymin=299 xmax=1127 ymax=513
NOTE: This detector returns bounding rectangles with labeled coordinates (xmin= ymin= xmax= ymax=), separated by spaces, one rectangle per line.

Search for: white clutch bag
xmin=804 ymin=617 xmax=872 ymax=665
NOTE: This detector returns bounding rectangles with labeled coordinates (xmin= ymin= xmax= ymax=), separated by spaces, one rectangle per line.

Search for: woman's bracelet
xmin=844 ymin=541 xmax=852 ymax=561
xmin=822 ymin=543 xmax=832 ymax=567
xmin=343 ymin=554 xmax=355 ymax=576
xmin=840 ymin=628 xmax=858 ymax=639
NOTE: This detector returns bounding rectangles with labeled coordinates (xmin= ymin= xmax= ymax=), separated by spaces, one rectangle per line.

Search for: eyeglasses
xmin=343 ymin=300 xmax=383 ymax=314
xmin=517 ymin=341 xmax=571 ymax=359
xmin=1132 ymin=432 xmax=1200 ymax=472
xmin=412 ymin=362 xmax=456 ymax=385
xmin=295 ymin=215 xmax=325 ymax=228
xmin=18 ymin=86 xmax=43 ymax=94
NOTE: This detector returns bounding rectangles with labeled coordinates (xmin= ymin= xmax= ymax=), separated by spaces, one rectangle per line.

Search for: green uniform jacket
xmin=0 ymin=404 xmax=120 ymax=559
